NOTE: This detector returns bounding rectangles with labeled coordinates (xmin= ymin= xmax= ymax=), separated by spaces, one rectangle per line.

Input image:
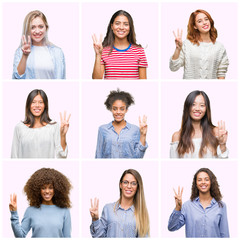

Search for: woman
xmin=11 ymin=89 xmax=71 ymax=158
xmin=13 ymin=10 xmax=65 ymax=79
xmin=89 ymin=169 xmax=150 ymax=237
xmin=92 ymin=10 xmax=148 ymax=79
xmin=170 ymin=90 xmax=228 ymax=158
xmin=168 ymin=168 xmax=229 ymax=237
xmin=95 ymin=89 xmax=148 ymax=158
xmin=9 ymin=168 xmax=72 ymax=238
xmin=170 ymin=9 xmax=229 ymax=79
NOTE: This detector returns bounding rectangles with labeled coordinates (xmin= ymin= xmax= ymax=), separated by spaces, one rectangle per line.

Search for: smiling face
xmin=111 ymin=100 xmax=128 ymax=122
xmin=196 ymin=171 xmax=211 ymax=194
xmin=120 ymin=173 xmax=138 ymax=200
xmin=111 ymin=15 xmax=130 ymax=40
xmin=30 ymin=94 xmax=45 ymax=118
xmin=190 ymin=94 xmax=206 ymax=121
xmin=41 ymin=183 xmax=54 ymax=205
xmin=30 ymin=17 xmax=47 ymax=46
xmin=194 ymin=12 xmax=211 ymax=34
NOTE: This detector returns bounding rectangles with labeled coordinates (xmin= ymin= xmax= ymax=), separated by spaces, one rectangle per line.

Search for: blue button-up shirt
xmin=95 ymin=122 xmax=148 ymax=158
xmin=90 ymin=202 xmax=139 ymax=238
xmin=168 ymin=197 xmax=229 ymax=238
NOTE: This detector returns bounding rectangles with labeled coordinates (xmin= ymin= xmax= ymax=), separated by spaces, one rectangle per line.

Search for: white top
xmin=11 ymin=122 xmax=67 ymax=158
xmin=170 ymin=138 xmax=229 ymax=158
xmin=169 ymin=39 xmax=229 ymax=79
xmin=33 ymin=46 xmax=55 ymax=79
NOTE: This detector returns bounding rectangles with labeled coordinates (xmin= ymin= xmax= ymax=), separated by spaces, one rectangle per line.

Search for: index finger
xmin=180 ymin=29 xmax=183 ymax=38
xmin=22 ymin=35 xmax=26 ymax=45
xmin=173 ymin=188 xmax=177 ymax=196
xmin=90 ymin=198 xmax=93 ymax=208
xmin=59 ymin=112 xmax=63 ymax=122
xmin=92 ymin=34 xmax=97 ymax=43
xmin=173 ymin=31 xmax=177 ymax=39
xmin=67 ymin=113 xmax=71 ymax=122
xmin=27 ymin=35 xmax=31 ymax=45
xmin=143 ymin=115 xmax=147 ymax=124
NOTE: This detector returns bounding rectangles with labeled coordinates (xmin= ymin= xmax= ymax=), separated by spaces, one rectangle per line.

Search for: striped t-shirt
xmin=101 ymin=44 xmax=148 ymax=79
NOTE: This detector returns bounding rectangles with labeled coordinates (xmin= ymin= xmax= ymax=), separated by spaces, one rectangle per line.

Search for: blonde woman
xmin=89 ymin=169 xmax=150 ymax=237
xmin=13 ymin=10 xmax=65 ymax=79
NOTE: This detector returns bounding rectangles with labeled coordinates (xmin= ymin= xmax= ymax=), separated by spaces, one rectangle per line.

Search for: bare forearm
xmin=140 ymin=134 xmax=146 ymax=146
xmin=17 ymin=54 xmax=28 ymax=75
xmin=61 ymin=134 xmax=67 ymax=151
xmin=92 ymin=54 xmax=103 ymax=79
xmin=172 ymin=48 xmax=181 ymax=60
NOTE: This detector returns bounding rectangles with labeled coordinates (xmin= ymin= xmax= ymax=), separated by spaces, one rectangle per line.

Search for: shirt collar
xmin=116 ymin=202 xmax=135 ymax=212
xmin=195 ymin=197 xmax=217 ymax=206
xmin=107 ymin=121 xmax=131 ymax=130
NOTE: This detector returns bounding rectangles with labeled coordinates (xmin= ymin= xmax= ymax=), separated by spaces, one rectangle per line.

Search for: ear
xmin=194 ymin=25 xmax=197 ymax=30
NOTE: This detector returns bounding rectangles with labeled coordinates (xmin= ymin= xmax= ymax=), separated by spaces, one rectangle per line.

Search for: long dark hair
xmin=190 ymin=168 xmax=223 ymax=207
xmin=23 ymin=89 xmax=55 ymax=128
xmin=177 ymin=90 xmax=218 ymax=157
xmin=102 ymin=10 xmax=141 ymax=53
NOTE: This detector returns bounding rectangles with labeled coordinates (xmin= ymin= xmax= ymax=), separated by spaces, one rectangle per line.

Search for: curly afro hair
xmin=190 ymin=168 xmax=223 ymax=207
xmin=104 ymin=89 xmax=135 ymax=110
xmin=24 ymin=168 xmax=72 ymax=208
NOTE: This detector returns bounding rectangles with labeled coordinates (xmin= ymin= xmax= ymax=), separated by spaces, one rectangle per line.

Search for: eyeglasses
xmin=121 ymin=180 xmax=138 ymax=187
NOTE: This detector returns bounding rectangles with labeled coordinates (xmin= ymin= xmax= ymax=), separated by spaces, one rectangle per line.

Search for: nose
xmin=116 ymin=108 xmax=121 ymax=114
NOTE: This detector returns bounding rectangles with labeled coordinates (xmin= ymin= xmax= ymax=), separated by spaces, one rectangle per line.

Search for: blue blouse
xmin=95 ymin=122 xmax=148 ymax=158
xmin=12 ymin=45 xmax=65 ymax=79
xmin=90 ymin=202 xmax=138 ymax=238
xmin=168 ymin=197 xmax=229 ymax=238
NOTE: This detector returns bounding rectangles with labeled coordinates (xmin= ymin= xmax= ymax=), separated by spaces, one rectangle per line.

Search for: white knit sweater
xmin=169 ymin=39 xmax=229 ymax=79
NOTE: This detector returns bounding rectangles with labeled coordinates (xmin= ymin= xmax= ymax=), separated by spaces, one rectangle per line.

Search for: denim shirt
xmin=90 ymin=202 xmax=139 ymax=238
xmin=95 ymin=122 xmax=148 ymax=158
xmin=168 ymin=197 xmax=229 ymax=238
xmin=12 ymin=45 xmax=66 ymax=79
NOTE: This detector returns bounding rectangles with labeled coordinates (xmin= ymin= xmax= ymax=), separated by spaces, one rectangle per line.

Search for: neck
xmin=192 ymin=120 xmax=201 ymax=130
xmin=42 ymin=200 xmax=54 ymax=205
xmin=33 ymin=117 xmax=44 ymax=128
xmin=114 ymin=38 xmax=130 ymax=49
xmin=199 ymin=192 xmax=212 ymax=201
xmin=32 ymin=40 xmax=44 ymax=46
xmin=113 ymin=119 xmax=126 ymax=127
xmin=120 ymin=196 xmax=134 ymax=210
xmin=200 ymin=32 xmax=211 ymax=43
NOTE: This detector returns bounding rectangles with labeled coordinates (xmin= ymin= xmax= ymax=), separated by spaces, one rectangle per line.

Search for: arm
xmin=62 ymin=209 xmax=71 ymax=237
xmin=12 ymin=49 xmax=27 ymax=79
xmin=95 ymin=127 xmax=104 ymax=158
xmin=219 ymin=204 xmax=230 ymax=238
xmin=58 ymin=48 xmax=66 ymax=79
xmin=54 ymin=123 xmax=68 ymax=158
xmin=214 ymin=122 xmax=228 ymax=158
xmin=139 ymin=67 xmax=147 ymax=79
xmin=138 ymin=47 xmax=148 ymax=79
xmin=217 ymin=46 xmax=229 ymax=79
xmin=11 ymin=125 xmax=20 ymax=158
xmin=170 ymin=131 xmax=180 ymax=158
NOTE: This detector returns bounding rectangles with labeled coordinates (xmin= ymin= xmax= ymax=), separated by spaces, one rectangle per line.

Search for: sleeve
xmin=138 ymin=47 xmax=148 ymax=68
xmin=95 ymin=127 xmax=104 ymax=158
xmin=62 ymin=209 xmax=71 ymax=237
xmin=217 ymin=145 xmax=229 ymax=158
xmin=12 ymin=48 xmax=26 ymax=79
xmin=133 ymin=128 xmax=148 ymax=158
xmin=11 ymin=124 xmax=20 ymax=158
xmin=170 ymin=142 xmax=179 ymax=158
xmin=169 ymin=43 xmax=185 ymax=72
xmin=58 ymin=48 xmax=66 ymax=79
xmin=219 ymin=204 xmax=230 ymax=237
xmin=54 ymin=123 xmax=68 ymax=158
xmin=168 ymin=208 xmax=186 ymax=232
xmin=90 ymin=205 xmax=108 ymax=238
xmin=10 ymin=210 xmax=31 ymax=238
xmin=217 ymin=46 xmax=229 ymax=78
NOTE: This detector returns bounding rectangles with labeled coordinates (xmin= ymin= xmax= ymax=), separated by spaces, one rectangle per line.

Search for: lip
xmin=202 ymin=25 xmax=209 ymax=29
xmin=193 ymin=112 xmax=201 ymax=116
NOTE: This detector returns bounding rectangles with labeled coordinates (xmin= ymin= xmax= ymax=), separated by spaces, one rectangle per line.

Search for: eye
xmin=131 ymin=182 xmax=137 ymax=186
xmin=123 ymin=180 xmax=128 ymax=184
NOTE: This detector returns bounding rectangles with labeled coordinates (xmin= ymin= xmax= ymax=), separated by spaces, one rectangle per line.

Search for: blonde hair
xmin=118 ymin=169 xmax=150 ymax=237
xmin=21 ymin=10 xmax=50 ymax=46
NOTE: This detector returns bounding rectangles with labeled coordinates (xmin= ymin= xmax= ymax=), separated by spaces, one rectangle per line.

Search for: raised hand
xmin=139 ymin=115 xmax=148 ymax=136
xmin=92 ymin=34 xmax=103 ymax=56
xmin=217 ymin=120 xmax=228 ymax=145
xmin=21 ymin=35 xmax=31 ymax=55
xmin=173 ymin=29 xmax=183 ymax=51
xmin=173 ymin=186 xmax=183 ymax=211
xmin=9 ymin=193 xmax=17 ymax=211
xmin=60 ymin=111 xmax=71 ymax=136
xmin=90 ymin=198 xmax=99 ymax=221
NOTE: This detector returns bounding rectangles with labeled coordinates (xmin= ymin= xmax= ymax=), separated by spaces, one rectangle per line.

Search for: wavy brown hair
xmin=177 ymin=90 xmax=218 ymax=158
xmin=117 ymin=169 xmax=150 ymax=237
xmin=187 ymin=9 xmax=218 ymax=45
xmin=190 ymin=168 xmax=223 ymax=207
xmin=24 ymin=168 xmax=72 ymax=208
xmin=23 ymin=89 xmax=55 ymax=128
xmin=102 ymin=10 xmax=141 ymax=53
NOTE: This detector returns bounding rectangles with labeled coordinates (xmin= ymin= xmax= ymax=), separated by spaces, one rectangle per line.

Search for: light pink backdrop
xmin=81 ymin=81 xmax=159 ymax=158
xmin=81 ymin=3 xmax=159 ymax=79
xmin=161 ymin=81 xmax=238 ymax=158
xmin=81 ymin=160 xmax=159 ymax=237
xmin=161 ymin=3 xmax=238 ymax=79
xmin=161 ymin=161 xmax=238 ymax=237
xmin=2 ymin=81 xmax=79 ymax=158
xmin=2 ymin=2 xmax=79 ymax=79
xmin=2 ymin=161 xmax=80 ymax=237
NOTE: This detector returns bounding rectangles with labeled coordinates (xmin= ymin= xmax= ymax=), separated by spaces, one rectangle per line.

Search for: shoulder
xmin=98 ymin=123 xmax=111 ymax=130
xmin=172 ymin=131 xmax=180 ymax=142
xmin=14 ymin=122 xmax=26 ymax=131
xmin=131 ymin=44 xmax=145 ymax=53
xmin=48 ymin=45 xmax=64 ymax=56
xmin=103 ymin=202 xmax=115 ymax=211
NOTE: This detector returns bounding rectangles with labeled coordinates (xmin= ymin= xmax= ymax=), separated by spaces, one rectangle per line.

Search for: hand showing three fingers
xmin=9 ymin=193 xmax=17 ymax=211
xmin=139 ymin=115 xmax=148 ymax=136
xmin=21 ymin=35 xmax=31 ymax=55
xmin=60 ymin=111 xmax=71 ymax=136
xmin=90 ymin=198 xmax=99 ymax=221
xmin=173 ymin=29 xmax=183 ymax=51
xmin=173 ymin=186 xmax=183 ymax=211
xmin=92 ymin=34 xmax=103 ymax=56
xmin=217 ymin=120 xmax=228 ymax=145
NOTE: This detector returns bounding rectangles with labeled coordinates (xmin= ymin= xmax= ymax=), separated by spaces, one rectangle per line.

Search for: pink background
xmin=2 ymin=161 xmax=80 ymax=237
xmin=81 ymin=160 xmax=159 ymax=237
xmin=81 ymin=2 xmax=159 ymax=79
xmin=2 ymin=2 xmax=79 ymax=79
xmin=161 ymin=2 xmax=238 ymax=79
xmin=161 ymin=81 xmax=238 ymax=158
xmin=161 ymin=160 xmax=238 ymax=237
xmin=2 ymin=81 xmax=79 ymax=158
xmin=81 ymin=81 xmax=159 ymax=159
